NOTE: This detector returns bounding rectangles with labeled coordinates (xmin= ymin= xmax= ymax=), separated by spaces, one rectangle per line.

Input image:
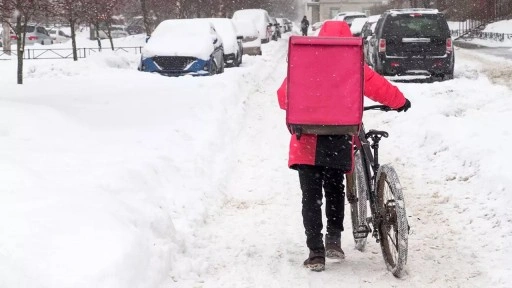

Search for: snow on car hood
xmin=142 ymin=36 xmax=215 ymax=60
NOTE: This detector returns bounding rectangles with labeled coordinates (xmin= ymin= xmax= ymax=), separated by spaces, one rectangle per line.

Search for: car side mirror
xmin=237 ymin=35 xmax=243 ymax=40
xmin=145 ymin=36 xmax=150 ymax=43
xmin=213 ymin=38 xmax=218 ymax=44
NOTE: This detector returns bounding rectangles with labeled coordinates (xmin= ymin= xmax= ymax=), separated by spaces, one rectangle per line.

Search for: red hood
xmin=318 ymin=21 xmax=352 ymax=37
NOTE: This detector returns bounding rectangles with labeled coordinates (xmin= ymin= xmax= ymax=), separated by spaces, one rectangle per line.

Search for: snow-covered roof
xmin=350 ymin=17 xmax=368 ymax=34
xmin=232 ymin=9 xmax=269 ymax=21
xmin=336 ymin=11 xmax=366 ymax=17
xmin=387 ymin=8 xmax=439 ymax=15
xmin=143 ymin=19 xmax=217 ymax=60
xmin=197 ymin=18 xmax=238 ymax=55
xmin=368 ymin=14 xmax=381 ymax=23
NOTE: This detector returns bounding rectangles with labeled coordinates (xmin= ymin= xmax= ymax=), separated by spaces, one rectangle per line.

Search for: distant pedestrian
xmin=301 ymin=16 xmax=309 ymax=36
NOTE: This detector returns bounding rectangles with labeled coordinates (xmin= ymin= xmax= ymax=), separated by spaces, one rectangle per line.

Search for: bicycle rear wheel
xmin=348 ymin=150 xmax=370 ymax=251
xmin=375 ymin=164 xmax=408 ymax=277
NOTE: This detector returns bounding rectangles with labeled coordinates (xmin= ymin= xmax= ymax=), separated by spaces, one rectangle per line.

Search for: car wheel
xmin=218 ymin=55 xmax=225 ymax=73
xmin=237 ymin=52 xmax=242 ymax=66
xmin=41 ymin=41 xmax=44 ymax=45
xmin=442 ymin=73 xmax=454 ymax=81
xmin=209 ymin=59 xmax=217 ymax=75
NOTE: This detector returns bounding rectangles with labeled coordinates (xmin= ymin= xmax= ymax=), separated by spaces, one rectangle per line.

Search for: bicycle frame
xmin=353 ymin=108 xmax=390 ymax=242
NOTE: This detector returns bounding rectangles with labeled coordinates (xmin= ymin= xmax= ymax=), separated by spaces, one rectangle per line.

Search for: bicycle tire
xmin=350 ymin=150 xmax=370 ymax=251
xmin=375 ymin=164 xmax=408 ymax=278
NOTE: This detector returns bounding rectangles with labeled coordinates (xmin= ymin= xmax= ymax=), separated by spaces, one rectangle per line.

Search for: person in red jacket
xmin=277 ymin=20 xmax=411 ymax=272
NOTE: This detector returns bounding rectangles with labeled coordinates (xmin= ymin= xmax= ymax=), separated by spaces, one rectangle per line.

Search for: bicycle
xmin=345 ymin=105 xmax=409 ymax=278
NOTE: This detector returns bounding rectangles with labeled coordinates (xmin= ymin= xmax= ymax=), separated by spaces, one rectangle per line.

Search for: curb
xmin=453 ymin=41 xmax=488 ymax=49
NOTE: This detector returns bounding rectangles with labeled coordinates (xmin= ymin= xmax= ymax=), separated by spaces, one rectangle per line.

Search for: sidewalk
xmin=455 ymin=39 xmax=512 ymax=61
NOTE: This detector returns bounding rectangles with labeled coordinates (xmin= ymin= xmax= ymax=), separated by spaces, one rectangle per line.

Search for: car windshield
xmin=383 ymin=14 xmax=444 ymax=38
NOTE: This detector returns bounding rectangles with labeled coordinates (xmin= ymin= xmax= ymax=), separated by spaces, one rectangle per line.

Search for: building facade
xmin=305 ymin=0 xmax=387 ymax=23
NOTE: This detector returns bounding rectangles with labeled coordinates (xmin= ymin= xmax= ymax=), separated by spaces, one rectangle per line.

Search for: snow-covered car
xmin=232 ymin=19 xmax=262 ymax=56
xmin=283 ymin=18 xmax=293 ymax=32
xmin=269 ymin=17 xmax=281 ymax=41
xmin=196 ymin=18 xmax=243 ymax=67
xmin=48 ymin=28 xmax=71 ymax=43
xmin=360 ymin=15 xmax=381 ymax=66
xmin=311 ymin=21 xmax=325 ymax=31
xmin=275 ymin=18 xmax=287 ymax=34
xmin=139 ymin=19 xmax=224 ymax=76
xmin=350 ymin=17 xmax=368 ymax=36
xmin=333 ymin=12 xmax=367 ymax=27
xmin=232 ymin=9 xmax=273 ymax=44
xmin=97 ymin=25 xmax=129 ymax=39
xmin=9 ymin=25 xmax=53 ymax=45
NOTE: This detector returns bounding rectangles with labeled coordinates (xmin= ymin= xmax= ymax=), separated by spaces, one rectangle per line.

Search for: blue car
xmin=138 ymin=19 xmax=224 ymax=76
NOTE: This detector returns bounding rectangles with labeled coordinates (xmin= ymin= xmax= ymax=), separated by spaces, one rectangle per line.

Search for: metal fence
xmin=451 ymin=30 xmax=512 ymax=42
xmin=0 ymin=46 xmax=142 ymax=60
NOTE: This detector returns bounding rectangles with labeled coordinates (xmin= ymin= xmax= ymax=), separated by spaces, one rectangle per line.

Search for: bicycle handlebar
xmin=364 ymin=105 xmax=394 ymax=112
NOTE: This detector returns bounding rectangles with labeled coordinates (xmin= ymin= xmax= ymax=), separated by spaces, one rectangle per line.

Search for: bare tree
xmin=0 ymin=0 xmax=51 ymax=84
xmin=52 ymin=0 xmax=84 ymax=60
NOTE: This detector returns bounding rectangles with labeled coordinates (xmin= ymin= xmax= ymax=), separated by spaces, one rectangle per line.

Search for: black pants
xmin=301 ymin=28 xmax=308 ymax=36
xmin=297 ymin=165 xmax=345 ymax=250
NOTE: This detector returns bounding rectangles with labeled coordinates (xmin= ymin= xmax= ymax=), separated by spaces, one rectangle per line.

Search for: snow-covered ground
xmin=1 ymin=30 xmax=512 ymax=288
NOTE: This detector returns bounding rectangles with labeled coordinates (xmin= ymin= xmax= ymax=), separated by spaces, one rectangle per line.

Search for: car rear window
xmin=383 ymin=14 xmax=447 ymax=38
xmin=25 ymin=26 xmax=35 ymax=33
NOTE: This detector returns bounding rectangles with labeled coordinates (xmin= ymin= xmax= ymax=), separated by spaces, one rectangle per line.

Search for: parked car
xmin=275 ymin=18 xmax=287 ymax=34
xmin=368 ymin=8 xmax=454 ymax=80
xmin=269 ymin=17 xmax=281 ymax=41
xmin=126 ymin=25 xmax=145 ymax=35
xmin=232 ymin=9 xmax=273 ymax=44
xmin=333 ymin=12 xmax=367 ymax=27
xmin=197 ymin=18 xmax=243 ymax=67
xmin=48 ymin=28 xmax=71 ymax=43
xmin=97 ymin=25 xmax=129 ymax=39
xmin=311 ymin=21 xmax=325 ymax=32
xmin=139 ymin=19 xmax=224 ymax=76
xmin=9 ymin=25 xmax=53 ymax=45
xmin=282 ymin=18 xmax=293 ymax=32
xmin=233 ymin=19 xmax=262 ymax=56
xmin=350 ymin=17 xmax=368 ymax=36
xmin=360 ymin=14 xmax=382 ymax=66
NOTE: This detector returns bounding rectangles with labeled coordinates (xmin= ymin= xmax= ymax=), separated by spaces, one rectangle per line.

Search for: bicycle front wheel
xmin=348 ymin=150 xmax=370 ymax=251
xmin=376 ymin=164 xmax=408 ymax=278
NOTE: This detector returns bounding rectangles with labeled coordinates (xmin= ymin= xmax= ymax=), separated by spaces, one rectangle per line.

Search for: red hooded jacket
xmin=277 ymin=21 xmax=406 ymax=170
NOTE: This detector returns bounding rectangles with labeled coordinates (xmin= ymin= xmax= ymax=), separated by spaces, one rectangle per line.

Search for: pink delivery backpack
xmin=285 ymin=36 xmax=364 ymax=138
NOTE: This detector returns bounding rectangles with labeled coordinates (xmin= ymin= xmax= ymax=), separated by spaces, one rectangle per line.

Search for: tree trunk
xmin=15 ymin=16 xmax=26 ymax=85
xmin=94 ymin=23 xmax=102 ymax=51
xmin=106 ymin=24 xmax=114 ymax=51
xmin=70 ymin=20 xmax=78 ymax=61
xmin=140 ymin=0 xmax=152 ymax=36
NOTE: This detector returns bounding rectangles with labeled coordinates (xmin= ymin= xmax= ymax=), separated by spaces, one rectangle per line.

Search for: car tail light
xmin=390 ymin=62 xmax=400 ymax=67
xmin=446 ymin=38 xmax=453 ymax=52
xmin=10 ymin=35 xmax=18 ymax=40
xmin=28 ymin=35 xmax=38 ymax=41
xmin=378 ymin=39 xmax=386 ymax=53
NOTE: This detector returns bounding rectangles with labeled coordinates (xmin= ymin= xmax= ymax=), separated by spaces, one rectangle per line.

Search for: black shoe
xmin=325 ymin=236 xmax=345 ymax=259
xmin=303 ymin=249 xmax=325 ymax=271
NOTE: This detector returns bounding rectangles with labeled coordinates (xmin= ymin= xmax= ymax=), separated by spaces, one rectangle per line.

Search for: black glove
xmin=397 ymin=99 xmax=411 ymax=112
